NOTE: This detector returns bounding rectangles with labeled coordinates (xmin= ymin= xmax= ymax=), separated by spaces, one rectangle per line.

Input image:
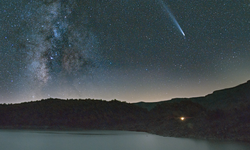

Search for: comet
xmin=158 ymin=0 xmax=185 ymax=37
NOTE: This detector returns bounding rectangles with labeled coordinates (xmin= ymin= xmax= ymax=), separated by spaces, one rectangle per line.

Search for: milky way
xmin=20 ymin=0 xmax=100 ymax=98
xmin=1 ymin=0 xmax=250 ymax=103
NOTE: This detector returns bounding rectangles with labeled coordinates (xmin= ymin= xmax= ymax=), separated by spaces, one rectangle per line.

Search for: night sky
xmin=0 ymin=0 xmax=250 ymax=103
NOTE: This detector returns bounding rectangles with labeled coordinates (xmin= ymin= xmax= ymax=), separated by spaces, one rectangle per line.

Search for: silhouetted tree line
xmin=0 ymin=98 xmax=148 ymax=131
xmin=0 ymin=98 xmax=250 ymax=141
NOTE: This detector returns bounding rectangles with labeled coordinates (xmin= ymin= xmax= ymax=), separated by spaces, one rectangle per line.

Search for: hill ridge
xmin=0 ymin=80 xmax=250 ymax=142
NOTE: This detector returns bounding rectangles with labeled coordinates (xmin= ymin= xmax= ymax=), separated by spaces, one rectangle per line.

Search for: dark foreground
xmin=1 ymin=80 xmax=250 ymax=142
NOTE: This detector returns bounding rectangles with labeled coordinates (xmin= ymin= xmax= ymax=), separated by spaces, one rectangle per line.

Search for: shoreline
xmin=1 ymin=126 xmax=249 ymax=143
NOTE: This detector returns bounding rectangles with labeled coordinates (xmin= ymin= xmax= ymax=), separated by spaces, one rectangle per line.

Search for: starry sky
xmin=0 ymin=0 xmax=250 ymax=103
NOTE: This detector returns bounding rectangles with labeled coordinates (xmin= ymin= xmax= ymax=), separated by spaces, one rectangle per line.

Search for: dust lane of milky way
xmin=0 ymin=0 xmax=249 ymax=103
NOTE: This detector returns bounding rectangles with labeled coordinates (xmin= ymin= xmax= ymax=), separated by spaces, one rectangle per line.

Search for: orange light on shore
xmin=180 ymin=117 xmax=185 ymax=121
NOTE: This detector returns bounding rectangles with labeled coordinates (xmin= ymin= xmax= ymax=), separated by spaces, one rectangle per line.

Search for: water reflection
xmin=0 ymin=130 xmax=249 ymax=150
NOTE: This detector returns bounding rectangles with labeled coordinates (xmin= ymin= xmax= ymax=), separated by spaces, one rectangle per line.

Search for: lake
xmin=0 ymin=130 xmax=249 ymax=150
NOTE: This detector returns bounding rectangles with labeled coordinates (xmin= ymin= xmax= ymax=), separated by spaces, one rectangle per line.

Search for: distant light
xmin=180 ymin=117 xmax=185 ymax=121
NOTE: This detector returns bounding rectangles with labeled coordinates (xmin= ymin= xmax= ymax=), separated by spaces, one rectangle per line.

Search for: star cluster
xmin=0 ymin=0 xmax=250 ymax=103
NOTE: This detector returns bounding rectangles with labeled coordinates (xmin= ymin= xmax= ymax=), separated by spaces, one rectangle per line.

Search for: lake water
xmin=0 ymin=130 xmax=249 ymax=150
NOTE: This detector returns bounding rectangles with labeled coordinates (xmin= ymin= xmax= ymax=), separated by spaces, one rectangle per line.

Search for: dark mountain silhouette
xmin=134 ymin=80 xmax=250 ymax=110
xmin=0 ymin=99 xmax=148 ymax=131
xmin=0 ymin=80 xmax=250 ymax=142
xmin=137 ymin=80 xmax=250 ymax=141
